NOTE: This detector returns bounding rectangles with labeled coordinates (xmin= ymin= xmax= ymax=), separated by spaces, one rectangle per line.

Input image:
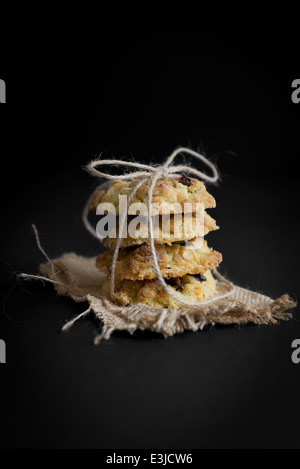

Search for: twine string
xmin=20 ymin=226 xmax=93 ymax=331
xmin=31 ymin=224 xmax=56 ymax=279
xmin=109 ymin=177 xmax=149 ymax=299
xmin=83 ymin=147 xmax=235 ymax=307
xmin=82 ymin=181 xmax=110 ymax=241
xmin=87 ymin=147 xmax=219 ymax=183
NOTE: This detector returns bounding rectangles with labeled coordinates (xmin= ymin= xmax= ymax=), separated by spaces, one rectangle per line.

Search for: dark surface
xmin=1 ymin=8 xmax=300 ymax=449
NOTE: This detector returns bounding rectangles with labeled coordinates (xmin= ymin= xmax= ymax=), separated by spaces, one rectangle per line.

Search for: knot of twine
xmin=83 ymin=147 xmax=235 ymax=308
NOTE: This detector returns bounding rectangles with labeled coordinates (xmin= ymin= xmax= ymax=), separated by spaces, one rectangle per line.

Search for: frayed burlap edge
xmin=37 ymin=253 xmax=296 ymax=345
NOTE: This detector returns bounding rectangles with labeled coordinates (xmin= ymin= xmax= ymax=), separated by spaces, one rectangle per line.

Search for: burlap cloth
xmin=39 ymin=253 xmax=296 ymax=344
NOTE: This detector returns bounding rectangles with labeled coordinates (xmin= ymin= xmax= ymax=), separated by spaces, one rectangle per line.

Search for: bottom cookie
xmin=102 ymin=271 xmax=217 ymax=308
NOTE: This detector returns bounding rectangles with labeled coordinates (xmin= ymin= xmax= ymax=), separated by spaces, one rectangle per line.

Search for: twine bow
xmin=87 ymin=147 xmax=219 ymax=183
xmin=83 ymin=147 xmax=234 ymax=308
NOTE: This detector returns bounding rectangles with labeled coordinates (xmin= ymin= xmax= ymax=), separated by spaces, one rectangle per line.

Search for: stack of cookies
xmin=90 ymin=176 xmax=222 ymax=308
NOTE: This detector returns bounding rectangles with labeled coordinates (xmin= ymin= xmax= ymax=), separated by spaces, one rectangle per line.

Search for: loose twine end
xmin=18 ymin=226 xmax=63 ymax=287
xmin=20 ymin=225 xmax=93 ymax=333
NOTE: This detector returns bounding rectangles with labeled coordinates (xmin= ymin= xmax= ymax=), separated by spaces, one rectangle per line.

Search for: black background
xmin=0 ymin=8 xmax=300 ymax=449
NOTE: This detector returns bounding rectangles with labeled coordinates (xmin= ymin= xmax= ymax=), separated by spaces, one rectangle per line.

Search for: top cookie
xmin=90 ymin=177 xmax=216 ymax=215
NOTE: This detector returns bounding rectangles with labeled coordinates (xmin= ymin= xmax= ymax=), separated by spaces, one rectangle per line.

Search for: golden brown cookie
xmin=102 ymin=212 xmax=218 ymax=249
xmin=90 ymin=177 xmax=216 ymax=214
xmin=102 ymin=271 xmax=217 ymax=308
xmin=96 ymin=240 xmax=222 ymax=281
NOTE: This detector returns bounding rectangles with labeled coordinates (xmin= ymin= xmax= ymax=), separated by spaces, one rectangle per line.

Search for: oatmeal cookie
xmin=103 ymin=212 xmax=218 ymax=249
xmin=96 ymin=240 xmax=222 ymax=281
xmin=102 ymin=271 xmax=217 ymax=308
xmin=90 ymin=177 xmax=216 ymax=215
